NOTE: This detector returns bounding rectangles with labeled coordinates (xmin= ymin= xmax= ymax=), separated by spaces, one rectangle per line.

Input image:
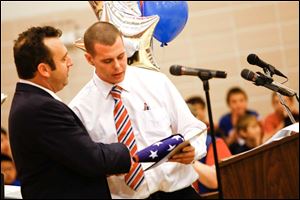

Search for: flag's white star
xmin=154 ymin=141 xmax=163 ymax=147
xmin=167 ymin=144 xmax=176 ymax=151
xmin=172 ymin=135 xmax=183 ymax=141
xmin=149 ymin=150 xmax=158 ymax=159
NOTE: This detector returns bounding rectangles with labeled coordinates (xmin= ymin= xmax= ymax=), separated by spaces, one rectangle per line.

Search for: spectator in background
xmin=218 ymin=87 xmax=260 ymax=154
xmin=186 ymin=96 xmax=232 ymax=194
xmin=192 ymin=137 xmax=232 ymax=195
xmin=262 ymin=92 xmax=285 ymax=142
xmin=235 ymin=114 xmax=263 ymax=153
xmin=1 ymin=154 xmax=20 ymax=186
xmin=1 ymin=127 xmax=12 ymax=157
xmin=281 ymin=95 xmax=299 ymax=128
xmin=186 ymin=96 xmax=209 ymax=126
xmin=263 ymin=92 xmax=299 ymax=142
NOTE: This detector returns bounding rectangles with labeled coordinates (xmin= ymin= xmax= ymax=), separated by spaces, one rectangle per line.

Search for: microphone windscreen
xmin=216 ymin=71 xmax=227 ymax=78
xmin=247 ymin=54 xmax=258 ymax=65
xmin=169 ymin=65 xmax=182 ymax=76
xmin=241 ymin=69 xmax=255 ymax=81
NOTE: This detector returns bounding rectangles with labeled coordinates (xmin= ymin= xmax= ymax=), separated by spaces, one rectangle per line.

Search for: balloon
xmin=141 ymin=1 xmax=188 ymax=46
xmin=88 ymin=1 xmax=103 ymax=20
xmin=1 ymin=93 xmax=7 ymax=105
xmin=75 ymin=1 xmax=161 ymax=71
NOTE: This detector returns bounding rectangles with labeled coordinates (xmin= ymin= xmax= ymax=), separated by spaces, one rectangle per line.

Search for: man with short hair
xmin=9 ymin=26 xmax=131 ymax=199
xmin=70 ymin=21 xmax=207 ymax=199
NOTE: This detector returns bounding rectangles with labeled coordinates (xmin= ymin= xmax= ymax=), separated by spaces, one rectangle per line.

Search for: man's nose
xmin=67 ymin=56 xmax=73 ymax=68
xmin=114 ymin=59 xmax=122 ymax=70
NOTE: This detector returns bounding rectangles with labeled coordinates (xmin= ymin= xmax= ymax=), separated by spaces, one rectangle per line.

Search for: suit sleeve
xmin=35 ymin=100 xmax=131 ymax=177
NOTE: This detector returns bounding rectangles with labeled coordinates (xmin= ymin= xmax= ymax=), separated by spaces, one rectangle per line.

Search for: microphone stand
xmin=198 ymin=73 xmax=223 ymax=199
xmin=277 ymin=93 xmax=296 ymax=126
xmin=263 ymin=68 xmax=297 ymax=126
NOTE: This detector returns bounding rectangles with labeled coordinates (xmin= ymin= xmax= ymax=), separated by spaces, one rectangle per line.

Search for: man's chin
xmin=112 ymin=76 xmax=124 ymax=84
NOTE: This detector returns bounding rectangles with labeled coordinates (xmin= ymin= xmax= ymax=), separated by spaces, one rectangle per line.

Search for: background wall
xmin=1 ymin=1 xmax=299 ymax=130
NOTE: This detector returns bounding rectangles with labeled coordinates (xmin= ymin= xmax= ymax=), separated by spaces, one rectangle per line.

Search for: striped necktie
xmin=111 ymin=85 xmax=145 ymax=190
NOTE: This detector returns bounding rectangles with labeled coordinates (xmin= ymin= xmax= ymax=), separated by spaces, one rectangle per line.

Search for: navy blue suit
xmin=9 ymin=83 xmax=131 ymax=199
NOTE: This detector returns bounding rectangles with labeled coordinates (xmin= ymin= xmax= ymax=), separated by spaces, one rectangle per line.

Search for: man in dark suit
xmin=8 ymin=26 xmax=131 ymax=199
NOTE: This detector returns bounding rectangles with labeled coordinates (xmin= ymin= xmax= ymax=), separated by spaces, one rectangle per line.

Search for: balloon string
xmin=160 ymin=43 xmax=168 ymax=47
xmin=139 ymin=1 xmax=144 ymax=15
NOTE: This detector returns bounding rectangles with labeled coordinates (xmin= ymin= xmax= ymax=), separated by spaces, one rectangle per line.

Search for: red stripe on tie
xmin=115 ymin=110 xmax=127 ymax=130
xmin=118 ymin=122 xmax=131 ymax=143
xmin=113 ymin=101 xmax=122 ymax=116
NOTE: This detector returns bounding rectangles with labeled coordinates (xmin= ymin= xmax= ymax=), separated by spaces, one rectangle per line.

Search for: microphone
xmin=169 ymin=65 xmax=227 ymax=78
xmin=241 ymin=69 xmax=295 ymax=97
xmin=247 ymin=54 xmax=287 ymax=78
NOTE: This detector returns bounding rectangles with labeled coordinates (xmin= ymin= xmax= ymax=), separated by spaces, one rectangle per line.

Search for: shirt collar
xmin=92 ymin=69 xmax=131 ymax=99
xmin=19 ymin=79 xmax=63 ymax=102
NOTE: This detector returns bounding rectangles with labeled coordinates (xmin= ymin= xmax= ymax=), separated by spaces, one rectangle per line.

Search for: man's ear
xmin=85 ymin=53 xmax=94 ymax=66
xmin=37 ymin=63 xmax=51 ymax=78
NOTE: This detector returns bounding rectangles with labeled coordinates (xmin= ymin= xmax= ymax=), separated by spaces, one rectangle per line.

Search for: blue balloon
xmin=142 ymin=1 xmax=189 ymax=46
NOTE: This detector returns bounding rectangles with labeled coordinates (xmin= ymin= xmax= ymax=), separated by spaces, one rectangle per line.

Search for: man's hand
xmin=169 ymin=143 xmax=195 ymax=164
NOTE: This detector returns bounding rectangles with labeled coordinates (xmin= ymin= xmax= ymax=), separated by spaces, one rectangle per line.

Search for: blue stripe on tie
xmin=126 ymin=164 xmax=142 ymax=185
xmin=112 ymin=87 xmax=122 ymax=94
xmin=114 ymin=104 xmax=124 ymax=121
xmin=117 ymin=115 xmax=129 ymax=134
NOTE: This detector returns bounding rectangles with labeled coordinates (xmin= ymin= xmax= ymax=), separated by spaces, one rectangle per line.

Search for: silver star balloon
xmin=1 ymin=93 xmax=7 ymax=105
xmin=88 ymin=1 xmax=103 ymax=20
xmin=74 ymin=1 xmax=160 ymax=71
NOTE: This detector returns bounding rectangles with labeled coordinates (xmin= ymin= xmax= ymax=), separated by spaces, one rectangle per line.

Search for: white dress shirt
xmin=69 ymin=66 xmax=207 ymax=199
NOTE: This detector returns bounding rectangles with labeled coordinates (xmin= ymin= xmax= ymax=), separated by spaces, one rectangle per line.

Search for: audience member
xmin=192 ymin=135 xmax=232 ymax=194
xmin=1 ymin=154 xmax=20 ymax=186
xmin=234 ymin=114 xmax=263 ymax=153
xmin=1 ymin=127 xmax=12 ymax=157
xmin=186 ymin=96 xmax=209 ymax=126
xmin=282 ymin=95 xmax=299 ymax=127
xmin=218 ymin=87 xmax=260 ymax=154
xmin=263 ymin=92 xmax=299 ymax=142
xmin=186 ymin=96 xmax=232 ymax=194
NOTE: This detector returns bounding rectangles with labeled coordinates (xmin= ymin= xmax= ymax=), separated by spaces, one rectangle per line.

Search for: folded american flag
xmin=133 ymin=134 xmax=185 ymax=162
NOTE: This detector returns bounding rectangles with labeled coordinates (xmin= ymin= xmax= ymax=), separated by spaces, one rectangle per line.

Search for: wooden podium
xmin=219 ymin=133 xmax=299 ymax=199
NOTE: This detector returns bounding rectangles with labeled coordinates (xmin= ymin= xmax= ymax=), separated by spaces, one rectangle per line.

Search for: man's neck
xmin=27 ymin=77 xmax=55 ymax=93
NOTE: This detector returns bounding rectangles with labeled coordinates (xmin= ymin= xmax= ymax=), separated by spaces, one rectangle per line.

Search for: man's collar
xmin=92 ymin=70 xmax=131 ymax=99
xmin=19 ymin=79 xmax=63 ymax=102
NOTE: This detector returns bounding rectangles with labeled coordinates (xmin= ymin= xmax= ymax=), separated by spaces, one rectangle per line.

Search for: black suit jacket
xmin=9 ymin=83 xmax=131 ymax=199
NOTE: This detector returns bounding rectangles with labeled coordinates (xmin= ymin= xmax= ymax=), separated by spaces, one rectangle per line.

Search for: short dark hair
xmin=84 ymin=21 xmax=122 ymax=56
xmin=13 ymin=26 xmax=62 ymax=79
xmin=1 ymin=127 xmax=7 ymax=135
xmin=226 ymin=87 xmax=248 ymax=105
xmin=186 ymin=96 xmax=206 ymax=109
